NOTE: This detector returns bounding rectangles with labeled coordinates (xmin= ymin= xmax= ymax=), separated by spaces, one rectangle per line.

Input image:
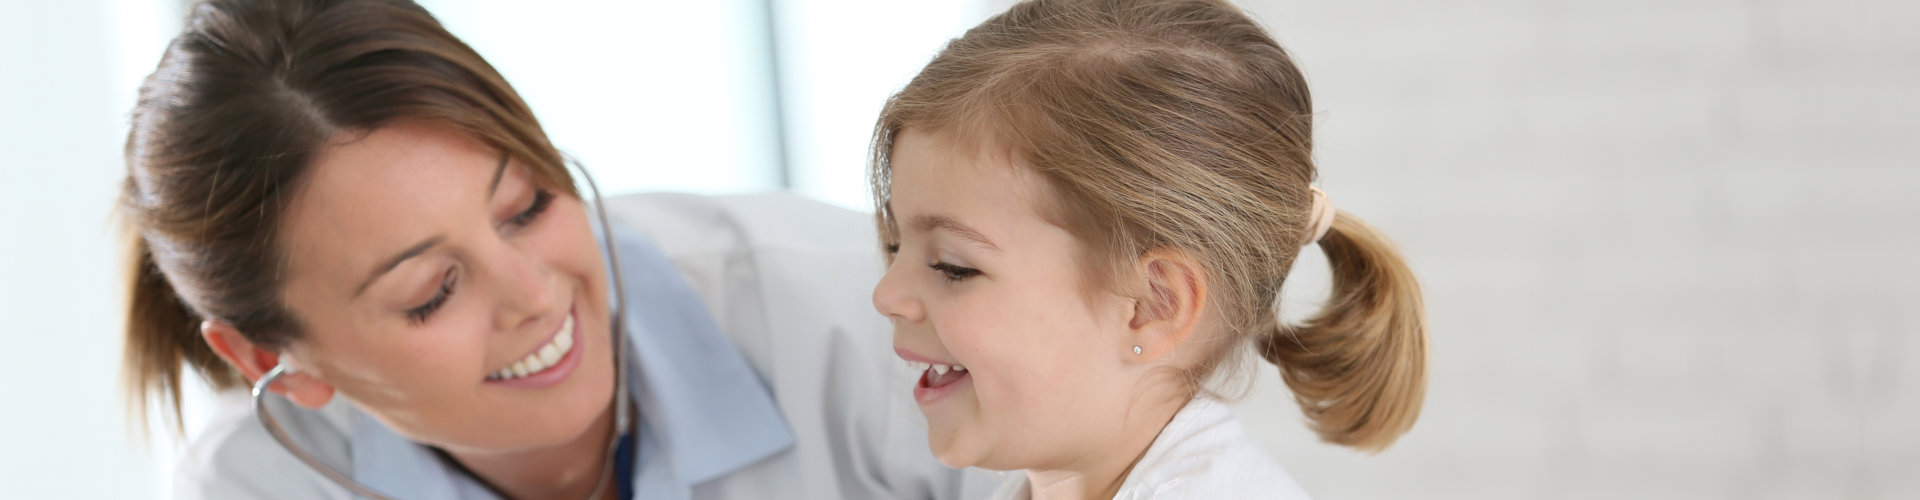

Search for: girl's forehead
xmin=891 ymin=133 xmax=1047 ymax=220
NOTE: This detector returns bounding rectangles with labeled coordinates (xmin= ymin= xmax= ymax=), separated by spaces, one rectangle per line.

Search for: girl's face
xmin=874 ymin=129 xmax=1145 ymax=471
xmin=275 ymin=121 xmax=616 ymax=453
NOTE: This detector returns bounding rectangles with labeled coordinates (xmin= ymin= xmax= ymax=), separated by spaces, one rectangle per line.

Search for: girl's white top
xmin=988 ymin=396 xmax=1312 ymax=500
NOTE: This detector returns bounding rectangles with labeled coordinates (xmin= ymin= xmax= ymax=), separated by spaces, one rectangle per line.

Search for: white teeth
xmin=908 ymin=361 xmax=929 ymax=372
xmin=953 ymin=365 xmax=966 ymax=372
xmin=932 ymin=364 xmax=950 ymax=376
xmin=491 ymin=315 xmax=575 ymax=381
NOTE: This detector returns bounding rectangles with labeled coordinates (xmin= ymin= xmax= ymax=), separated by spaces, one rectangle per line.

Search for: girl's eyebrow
xmin=910 ymin=214 xmax=1002 ymax=254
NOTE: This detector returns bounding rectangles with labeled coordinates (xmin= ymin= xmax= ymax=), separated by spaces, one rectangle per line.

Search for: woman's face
xmin=275 ymin=121 xmax=615 ymax=453
xmin=872 ymin=129 xmax=1142 ymax=471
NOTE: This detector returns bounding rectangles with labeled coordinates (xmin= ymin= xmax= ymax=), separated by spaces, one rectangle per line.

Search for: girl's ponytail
xmin=1260 ymin=212 xmax=1428 ymax=452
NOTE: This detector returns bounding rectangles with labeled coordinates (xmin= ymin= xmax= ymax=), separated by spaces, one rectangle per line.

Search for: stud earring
xmin=1132 ymin=346 xmax=1143 ymax=355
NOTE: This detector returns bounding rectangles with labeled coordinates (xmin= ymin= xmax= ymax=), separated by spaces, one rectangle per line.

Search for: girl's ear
xmin=200 ymin=320 xmax=336 ymax=409
xmin=1124 ymin=249 xmax=1208 ymax=362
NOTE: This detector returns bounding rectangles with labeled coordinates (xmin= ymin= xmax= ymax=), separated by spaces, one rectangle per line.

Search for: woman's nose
xmin=490 ymin=243 xmax=559 ymax=330
xmin=872 ymin=263 xmax=926 ymax=323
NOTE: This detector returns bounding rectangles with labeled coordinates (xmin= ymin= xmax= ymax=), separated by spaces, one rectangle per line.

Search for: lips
xmin=897 ymin=348 xmax=972 ymax=405
xmin=484 ymin=308 xmax=586 ymax=389
xmin=486 ymin=312 xmax=576 ymax=381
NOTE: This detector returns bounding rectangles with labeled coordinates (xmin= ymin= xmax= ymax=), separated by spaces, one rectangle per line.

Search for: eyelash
xmin=506 ymin=189 xmax=554 ymax=228
xmin=407 ymin=267 xmax=457 ymax=325
xmin=405 ymin=189 xmax=554 ymax=325
xmin=929 ymin=261 xmax=981 ymax=283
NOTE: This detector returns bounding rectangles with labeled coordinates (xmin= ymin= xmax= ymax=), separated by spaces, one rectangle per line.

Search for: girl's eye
xmin=506 ymin=189 xmax=554 ymax=229
xmin=406 ymin=267 xmax=458 ymax=325
xmin=929 ymin=261 xmax=981 ymax=283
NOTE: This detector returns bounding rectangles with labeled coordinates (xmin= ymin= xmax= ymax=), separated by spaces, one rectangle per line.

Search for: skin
xmin=873 ymin=128 xmax=1216 ymax=500
xmin=201 ymin=121 xmax=619 ymax=500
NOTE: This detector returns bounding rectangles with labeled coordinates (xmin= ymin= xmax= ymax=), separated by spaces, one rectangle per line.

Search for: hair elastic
xmin=1305 ymin=186 xmax=1336 ymax=245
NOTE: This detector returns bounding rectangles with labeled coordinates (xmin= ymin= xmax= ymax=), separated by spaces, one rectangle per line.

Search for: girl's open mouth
xmin=909 ymin=360 xmax=970 ymax=405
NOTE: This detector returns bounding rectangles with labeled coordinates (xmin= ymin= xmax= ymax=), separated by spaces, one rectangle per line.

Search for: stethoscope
xmin=252 ymin=160 xmax=635 ymax=500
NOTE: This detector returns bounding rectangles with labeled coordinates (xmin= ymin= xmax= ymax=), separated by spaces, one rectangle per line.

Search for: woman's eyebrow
xmin=910 ymin=214 xmax=1002 ymax=254
xmin=354 ymin=236 xmax=444 ymax=298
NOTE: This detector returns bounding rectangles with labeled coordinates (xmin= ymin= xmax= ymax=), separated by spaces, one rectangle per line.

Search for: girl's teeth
xmin=953 ymin=365 xmax=966 ymax=372
xmin=933 ymin=364 xmax=950 ymax=376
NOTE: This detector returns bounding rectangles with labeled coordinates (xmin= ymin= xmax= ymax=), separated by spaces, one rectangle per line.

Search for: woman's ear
xmin=1124 ymin=249 xmax=1208 ymax=362
xmin=200 ymin=320 xmax=335 ymax=409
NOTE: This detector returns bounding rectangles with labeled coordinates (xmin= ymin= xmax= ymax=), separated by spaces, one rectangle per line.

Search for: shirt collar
xmin=346 ymin=223 xmax=794 ymax=497
xmin=603 ymin=225 xmax=794 ymax=485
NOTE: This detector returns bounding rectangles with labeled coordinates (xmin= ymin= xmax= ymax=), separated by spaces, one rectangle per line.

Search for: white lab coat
xmin=173 ymin=192 xmax=999 ymax=500
xmin=986 ymin=396 xmax=1312 ymax=500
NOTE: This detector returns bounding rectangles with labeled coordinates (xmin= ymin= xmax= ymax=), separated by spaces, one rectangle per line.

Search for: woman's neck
xmin=1026 ymin=392 xmax=1192 ymax=500
xmin=446 ymin=405 xmax=619 ymax=500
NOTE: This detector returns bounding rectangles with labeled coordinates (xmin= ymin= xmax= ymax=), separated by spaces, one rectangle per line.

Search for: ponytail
xmin=123 ymin=235 xmax=241 ymax=435
xmin=1260 ymin=212 xmax=1427 ymax=452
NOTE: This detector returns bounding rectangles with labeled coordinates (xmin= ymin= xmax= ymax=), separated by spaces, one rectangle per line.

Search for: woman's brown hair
xmin=121 ymin=0 xmax=574 ymax=432
xmin=871 ymin=0 xmax=1427 ymax=451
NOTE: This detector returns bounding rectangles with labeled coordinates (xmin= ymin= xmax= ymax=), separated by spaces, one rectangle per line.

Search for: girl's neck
xmin=446 ymin=405 xmax=619 ymax=500
xmin=1026 ymin=392 xmax=1192 ymax=500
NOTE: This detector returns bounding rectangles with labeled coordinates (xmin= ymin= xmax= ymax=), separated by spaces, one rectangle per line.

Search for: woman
xmin=122 ymin=0 xmax=990 ymax=498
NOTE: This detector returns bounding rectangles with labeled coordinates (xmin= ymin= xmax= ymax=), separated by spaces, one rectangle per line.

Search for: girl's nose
xmin=872 ymin=263 xmax=927 ymax=323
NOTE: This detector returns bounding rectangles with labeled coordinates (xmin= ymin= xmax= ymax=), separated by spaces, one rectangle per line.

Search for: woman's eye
xmin=406 ymin=267 xmax=458 ymax=325
xmin=928 ymin=261 xmax=981 ymax=283
xmin=506 ymin=189 xmax=554 ymax=228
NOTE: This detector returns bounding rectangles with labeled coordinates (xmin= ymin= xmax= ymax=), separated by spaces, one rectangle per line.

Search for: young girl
xmin=869 ymin=0 xmax=1428 ymax=498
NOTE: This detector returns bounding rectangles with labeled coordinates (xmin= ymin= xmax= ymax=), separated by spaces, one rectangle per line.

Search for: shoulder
xmin=1117 ymin=399 xmax=1312 ymax=500
xmin=598 ymin=192 xmax=886 ymax=372
xmin=173 ymin=390 xmax=354 ymax=500
xmin=1130 ymin=443 xmax=1310 ymax=500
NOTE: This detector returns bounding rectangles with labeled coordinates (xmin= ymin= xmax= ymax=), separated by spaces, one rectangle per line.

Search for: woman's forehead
xmin=278 ymin=123 xmax=508 ymax=296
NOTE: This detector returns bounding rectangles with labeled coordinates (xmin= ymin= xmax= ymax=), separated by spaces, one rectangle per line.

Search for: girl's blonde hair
xmin=871 ymin=0 xmax=1427 ymax=452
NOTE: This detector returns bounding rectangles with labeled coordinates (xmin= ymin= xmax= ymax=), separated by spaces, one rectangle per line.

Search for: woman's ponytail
xmin=1260 ymin=211 xmax=1428 ymax=452
xmin=123 ymin=234 xmax=239 ymax=435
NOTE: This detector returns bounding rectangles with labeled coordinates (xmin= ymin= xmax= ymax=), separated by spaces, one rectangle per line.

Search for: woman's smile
xmin=484 ymin=306 xmax=586 ymax=388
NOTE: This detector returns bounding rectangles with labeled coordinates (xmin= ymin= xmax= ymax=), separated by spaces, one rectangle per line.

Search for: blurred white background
xmin=1 ymin=0 xmax=1914 ymax=498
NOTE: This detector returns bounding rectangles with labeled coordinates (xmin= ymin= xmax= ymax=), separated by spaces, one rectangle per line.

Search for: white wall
xmin=415 ymin=0 xmax=786 ymax=196
xmin=1229 ymin=1 xmax=1920 ymax=498
xmin=0 ymin=0 xmax=179 ymax=498
xmin=770 ymin=0 xmax=1005 ymax=210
